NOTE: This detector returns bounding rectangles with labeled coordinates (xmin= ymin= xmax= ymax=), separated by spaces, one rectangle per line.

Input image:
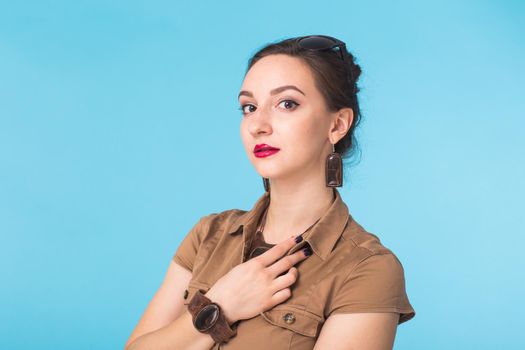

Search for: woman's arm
xmin=125 ymin=235 xmax=310 ymax=350
xmin=124 ymin=260 xmax=218 ymax=350
xmin=313 ymin=312 xmax=399 ymax=350
xmin=125 ymin=309 xmax=217 ymax=350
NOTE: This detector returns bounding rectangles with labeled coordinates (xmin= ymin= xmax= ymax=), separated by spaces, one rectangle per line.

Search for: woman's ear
xmin=329 ymin=107 xmax=353 ymax=143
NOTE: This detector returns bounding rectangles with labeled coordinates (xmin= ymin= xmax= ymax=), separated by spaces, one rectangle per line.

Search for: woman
xmin=125 ymin=35 xmax=416 ymax=350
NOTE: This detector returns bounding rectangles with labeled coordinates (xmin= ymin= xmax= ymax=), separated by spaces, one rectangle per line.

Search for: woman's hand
xmin=204 ymin=235 xmax=311 ymax=325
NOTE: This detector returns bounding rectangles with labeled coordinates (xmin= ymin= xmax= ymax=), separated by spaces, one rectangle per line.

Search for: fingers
xmin=269 ymin=267 xmax=298 ymax=299
xmin=270 ymin=287 xmax=292 ymax=306
xmin=265 ymin=246 xmax=311 ymax=278
xmin=254 ymin=235 xmax=302 ymax=267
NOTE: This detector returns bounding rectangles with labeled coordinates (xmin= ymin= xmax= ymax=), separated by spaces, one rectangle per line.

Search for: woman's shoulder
xmin=339 ymin=215 xmax=404 ymax=265
xmin=194 ymin=208 xmax=249 ymax=235
xmin=329 ymin=218 xmax=416 ymax=323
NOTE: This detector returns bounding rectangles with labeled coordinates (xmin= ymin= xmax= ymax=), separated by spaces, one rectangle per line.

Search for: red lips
xmin=253 ymin=143 xmax=279 ymax=152
xmin=254 ymin=144 xmax=280 ymax=158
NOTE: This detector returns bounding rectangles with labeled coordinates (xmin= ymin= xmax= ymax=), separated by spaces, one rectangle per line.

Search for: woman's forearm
xmin=125 ymin=309 xmax=216 ymax=350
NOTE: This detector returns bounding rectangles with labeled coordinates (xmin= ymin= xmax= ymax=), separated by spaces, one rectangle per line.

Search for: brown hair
xmin=243 ymin=36 xmax=364 ymax=174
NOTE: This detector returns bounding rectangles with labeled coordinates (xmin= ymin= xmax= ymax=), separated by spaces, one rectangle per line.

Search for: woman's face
xmin=238 ymin=54 xmax=340 ymax=183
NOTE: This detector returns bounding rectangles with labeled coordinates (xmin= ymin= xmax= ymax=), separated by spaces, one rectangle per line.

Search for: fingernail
xmin=295 ymin=235 xmax=303 ymax=243
xmin=302 ymin=247 xmax=312 ymax=256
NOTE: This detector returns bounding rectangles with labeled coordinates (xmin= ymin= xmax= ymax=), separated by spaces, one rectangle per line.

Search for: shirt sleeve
xmin=328 ymin=252 xmax=416 ymax=325
xmin=172 ymin=214 xmax=212 ymax=272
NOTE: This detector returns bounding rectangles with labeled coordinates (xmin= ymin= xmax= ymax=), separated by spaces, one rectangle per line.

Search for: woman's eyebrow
xmin=238 ymin=85 xmax=306 ymax=99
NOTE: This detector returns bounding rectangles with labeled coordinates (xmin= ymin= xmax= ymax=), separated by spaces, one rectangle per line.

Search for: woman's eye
xmin=278 ymin=99 xmax=299 ymax=110
xmin=238 ymin=100 xmax=299 ymax=116
xmin=239 ymin=104 xmax=256 ymax=115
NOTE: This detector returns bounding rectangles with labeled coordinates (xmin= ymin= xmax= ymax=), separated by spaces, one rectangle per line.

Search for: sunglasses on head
xmin=296 ymin=35 xmax=352 ymax=80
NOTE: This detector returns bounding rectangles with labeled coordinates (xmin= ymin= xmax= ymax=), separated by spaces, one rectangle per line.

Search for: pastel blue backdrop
xmin=1 ymin=1 xmax=523 ymax=349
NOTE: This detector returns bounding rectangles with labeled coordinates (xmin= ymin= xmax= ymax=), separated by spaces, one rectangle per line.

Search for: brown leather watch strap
xmin=188 ymin=289 xmax=237 ymax=344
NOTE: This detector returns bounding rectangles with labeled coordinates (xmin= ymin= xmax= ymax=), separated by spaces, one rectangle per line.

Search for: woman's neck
xmin=262 ymin=182 xmax=336 ymax=244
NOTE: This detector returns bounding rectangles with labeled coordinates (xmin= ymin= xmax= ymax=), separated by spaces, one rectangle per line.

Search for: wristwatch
xmin=188 ymin=289 xmax=237 ymax=344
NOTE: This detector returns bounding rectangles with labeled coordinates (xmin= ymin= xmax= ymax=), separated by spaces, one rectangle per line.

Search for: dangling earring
xmin=262 ymin=177 xmax=270 ymax=192
xmin=326 ymin=142 xmax=343 ymax=187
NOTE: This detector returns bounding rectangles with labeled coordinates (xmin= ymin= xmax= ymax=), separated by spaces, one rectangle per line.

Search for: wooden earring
xmin=326 ymin=143 xmax=343 ymax=187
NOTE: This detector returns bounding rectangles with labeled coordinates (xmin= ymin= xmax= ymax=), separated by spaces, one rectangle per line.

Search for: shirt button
xmin=283 ymin=312 xmax=296 ymax=324
xmin=183 ymin=289 xmax=189 ymax=299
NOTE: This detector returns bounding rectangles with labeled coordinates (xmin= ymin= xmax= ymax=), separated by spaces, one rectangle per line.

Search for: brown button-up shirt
xmin=173 ymin=188 xmax=416 ymax=349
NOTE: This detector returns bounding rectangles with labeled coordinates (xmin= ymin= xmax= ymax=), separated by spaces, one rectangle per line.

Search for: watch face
xmin=195 ymin=303 xmax=220 ymax=332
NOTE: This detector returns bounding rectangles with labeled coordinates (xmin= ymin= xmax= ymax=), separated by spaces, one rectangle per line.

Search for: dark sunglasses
xmin=296 ymin=35 xmax=348 ymax=64
xmin=296 ymin=35 xmax=353 ymax=82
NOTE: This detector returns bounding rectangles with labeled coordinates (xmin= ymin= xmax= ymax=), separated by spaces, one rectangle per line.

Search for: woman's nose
xmin=249 ymin=110 xmax=272 ymax=136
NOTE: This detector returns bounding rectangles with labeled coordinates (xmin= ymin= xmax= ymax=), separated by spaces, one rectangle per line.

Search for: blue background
xmin=1 ymin=1 xmax=523 ymax=349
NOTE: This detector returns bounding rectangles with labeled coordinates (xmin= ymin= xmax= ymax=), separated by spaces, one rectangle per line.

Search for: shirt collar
xmin=227 ymin=188 xmax=351 ymax=261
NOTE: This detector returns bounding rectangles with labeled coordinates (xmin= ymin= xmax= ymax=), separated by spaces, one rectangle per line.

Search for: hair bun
xmin=344 ymin=51 xmax=362 ymax=83
xmin=350 ymin=63 xmax=362 ymax=82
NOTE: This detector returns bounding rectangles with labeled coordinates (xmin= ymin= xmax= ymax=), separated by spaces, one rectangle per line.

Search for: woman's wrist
xmin=204 ymin=288 xmax=238 ymax=326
